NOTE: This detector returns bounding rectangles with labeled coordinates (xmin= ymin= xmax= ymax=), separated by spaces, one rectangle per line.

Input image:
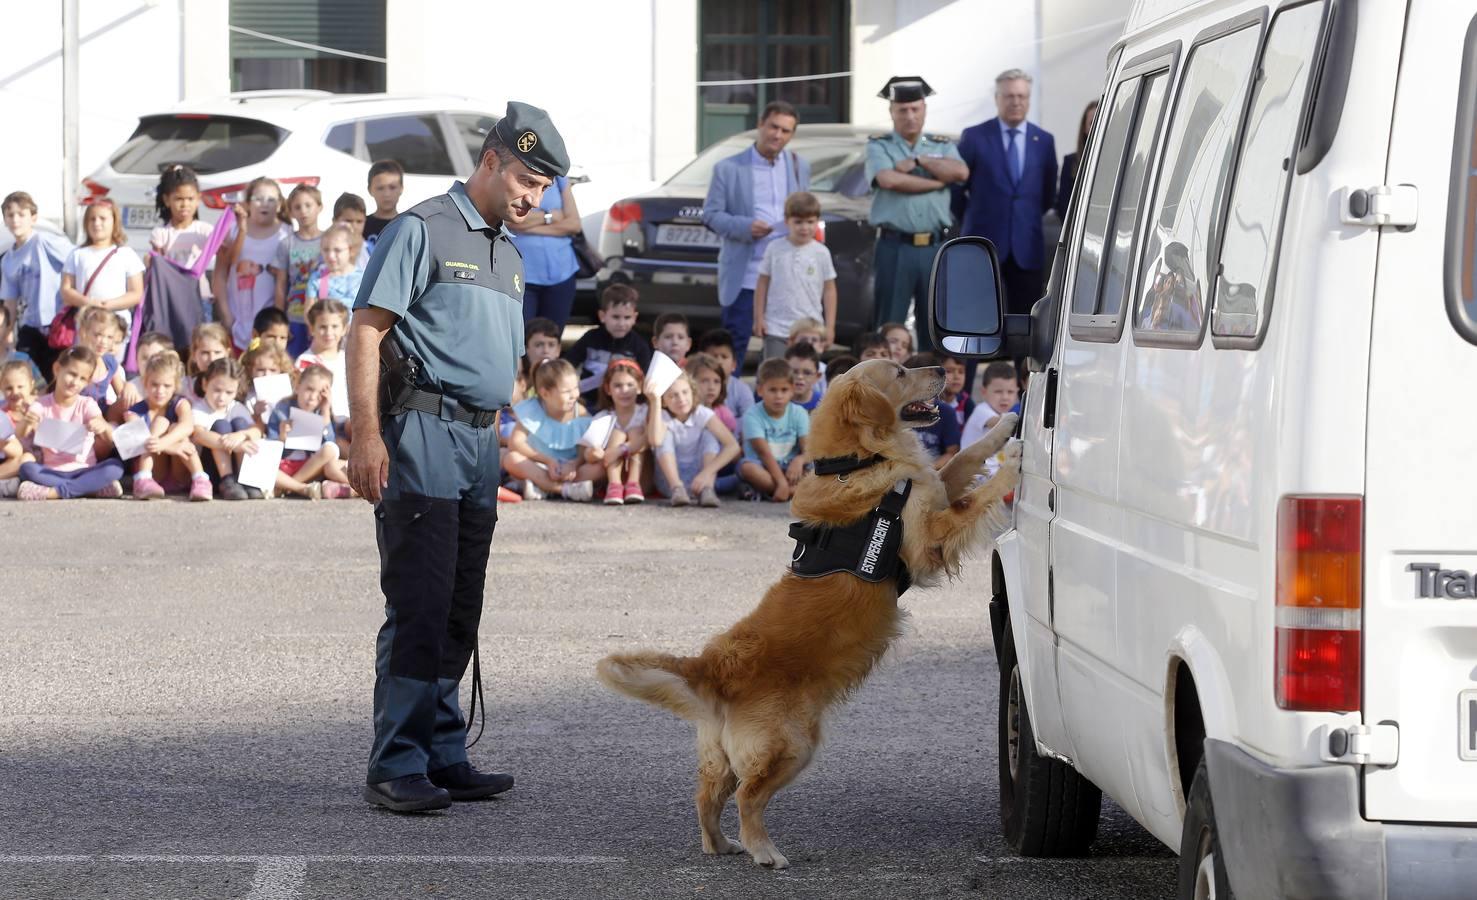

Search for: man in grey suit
xmin=702 ymin=101 xmax=811 ymax=363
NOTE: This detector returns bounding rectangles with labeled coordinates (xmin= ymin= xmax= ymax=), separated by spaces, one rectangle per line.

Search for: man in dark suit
xmin=957 ymin=68 xmax=1058 ymax=316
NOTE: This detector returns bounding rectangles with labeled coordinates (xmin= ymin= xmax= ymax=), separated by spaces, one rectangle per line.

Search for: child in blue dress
xmin=505 ymin=358 xmax=599 ymax=501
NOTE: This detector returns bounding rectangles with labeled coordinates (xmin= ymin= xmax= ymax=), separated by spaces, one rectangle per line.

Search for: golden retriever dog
xmin=596 ymin=358 xmax=1021 ymax=869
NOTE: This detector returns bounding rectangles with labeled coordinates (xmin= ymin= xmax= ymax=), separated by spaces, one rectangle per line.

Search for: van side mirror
xmin=927 ymin=236 xmax=1027 ymax=359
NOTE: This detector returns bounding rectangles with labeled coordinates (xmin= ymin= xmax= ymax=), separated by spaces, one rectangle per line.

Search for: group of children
xmin=491 ymin=283 xmax=1025 ymax=509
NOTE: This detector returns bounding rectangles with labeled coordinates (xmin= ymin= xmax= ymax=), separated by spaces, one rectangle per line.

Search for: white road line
xmin=245 ymin=857 xmax=306 ymax=900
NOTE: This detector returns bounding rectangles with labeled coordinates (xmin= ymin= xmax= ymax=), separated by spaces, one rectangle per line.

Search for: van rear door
xmin=1363 ymin=0 xmax=1477 ymax=824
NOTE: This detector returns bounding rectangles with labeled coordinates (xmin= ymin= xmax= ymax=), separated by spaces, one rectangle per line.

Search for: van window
xmin=1213 ymin=3 xmax=1325 ymax=341
xmin=363 ymin=115 xmax=456 ymax=176
xmin=1101 ymin=72 xmax=1170 ymax=324
xmin=1135 ymin=25 xmax=1260 ymax=342
xmin=1070 ymin=78 xmax=1140 ymax=319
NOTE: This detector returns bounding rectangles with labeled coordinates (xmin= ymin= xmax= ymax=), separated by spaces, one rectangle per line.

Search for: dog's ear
xmin=834 ymin=380 xmax=895 ymax=432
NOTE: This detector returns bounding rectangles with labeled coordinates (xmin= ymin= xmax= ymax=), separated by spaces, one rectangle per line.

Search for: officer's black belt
xmin=878 ymin=226 xmax=948 ymax=247
xmin=400 ymin=388 xmax=499 ymax=428
xmin=788 ymin=478 xmax=913 ymax=595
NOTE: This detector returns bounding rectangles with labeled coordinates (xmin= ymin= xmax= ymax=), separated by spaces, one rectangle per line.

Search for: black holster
xmin=379 ymin=334 xmax=424 ymax=418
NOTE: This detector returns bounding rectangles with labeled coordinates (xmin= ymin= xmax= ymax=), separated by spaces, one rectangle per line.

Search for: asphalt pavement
xmin=0 ymin=498 xmax=1175 ymax=899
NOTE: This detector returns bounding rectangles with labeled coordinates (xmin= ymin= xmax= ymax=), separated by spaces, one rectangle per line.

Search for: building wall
xmin=1039 ymin=0 xmax=1129 ymax=156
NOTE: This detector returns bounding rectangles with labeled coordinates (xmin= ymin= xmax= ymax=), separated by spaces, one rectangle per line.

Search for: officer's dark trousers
xmin=872 ymin=236 xmax=940 ymax=352
xmin=368 ymin=406 xmax=500 ymax=784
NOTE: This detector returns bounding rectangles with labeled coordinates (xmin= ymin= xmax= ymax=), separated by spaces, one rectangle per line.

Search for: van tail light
xmin=605 ymin=201 xmax=642 ymax=231
xmin=79 ymin=178 xmax=110 ymax=206
xmin=200 ymin=176 xmax=319 ymax=211
xmin=1276 ymin=495 xmax=1362 ymax=712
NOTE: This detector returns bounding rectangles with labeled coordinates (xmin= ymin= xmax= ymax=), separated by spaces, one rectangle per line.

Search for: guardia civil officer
xmin=866 ymin=76 xmax=969 ymax=352
xmin=346 ymin=101 xmax=569 ymax=813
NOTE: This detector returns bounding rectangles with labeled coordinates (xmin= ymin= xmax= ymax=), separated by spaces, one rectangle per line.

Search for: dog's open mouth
xmin=900 ymin=399 xmax=940 ymax=424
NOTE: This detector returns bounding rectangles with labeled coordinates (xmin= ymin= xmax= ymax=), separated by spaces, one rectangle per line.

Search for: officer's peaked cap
xmin=878 ymin=76 xmax=935 ymax=103
xmin=492 ymin=101 xmax=570 ymax=178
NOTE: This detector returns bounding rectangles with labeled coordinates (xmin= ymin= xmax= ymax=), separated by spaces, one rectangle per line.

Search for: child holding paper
xmin=506 ymin=358 xmax=599 ymax=502
xmin=646 ymin=371 xmax=740 ymax=508
xmin=587 ymin=358 xmax=648 ymax=505
xmin=125 ymin=350 xmax=211 ymax=501
xmin=294 ymin=298 xmax=351 ymax=437
xmin=1 ymin=359 xmax=41 ymax=456
xmin=16 ymin=346 xmax=124 ymax=500
xmin=191 ymin=357 xmax=263 ymax=501
xmin=241 ymin=343 xmax=294 ymax=429
xmin=266 ymin=364 xmax=353 ymax=499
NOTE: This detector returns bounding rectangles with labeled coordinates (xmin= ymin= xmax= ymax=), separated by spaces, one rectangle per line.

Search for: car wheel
xmin=1177 ymin=757 xmax=1236 ymax=900
xmin=998 ymin=619 xmax=1101 ymax=856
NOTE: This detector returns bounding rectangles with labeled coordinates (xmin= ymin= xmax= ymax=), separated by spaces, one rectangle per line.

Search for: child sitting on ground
xmin=506 ymin=358 xmax=600 ymax=502
xmin=266 ymin=364 xmax=353 ymax=499
xmin=0 ymin=406 xmax=23 ymax=497
xmin=880 ymin=321 xmax=914 ymax=363
xmin=694 ymin=327 xmax=755 ymax=423
xmin=0 ymin=304 xmax=42 ymax=383
xmin=566 ymin=283 xmax=651 ymax=407
xmin=855 ymin=330 xmax=892 ymax=361
xmin=126 ymin=350 xmax=211 ymax=501
xmin=241 ymin=342 xmax=294 ymax=430
xmin=784 ymin=341 xmax=823 ymax=413
xmin=787 ymin=315 xmax=830 ymax=395
xmin=961 ymin=360 xmax=1022 ymax=448
xmin=1 ymin=360 xmax=41 ymax=458
xmin=825 ymin=354 xmax=858 ymax=380
xmin=294 ymin=298 xmax=351 ymax=438
xmin=185 ymin=322 xmax=232 ymax=401
xmin=587 ymin=358 xmax=648 ymax=505
xmin=739 ymin=358 xmax=810 ymax=502
xmin=72 ymin=307 xmax=127 ymax=421
xmin=646 ymin=371 xmax=740 ymax=508
xmin=16 ymin=347 xmax=123 ymax=501
xmin=939 ymin=352 xmax=974 ymax=426
xmin=515 ymin=317 xmax=563 ymax=402
xmin=753 ymin=191 xmax=836 ymax=361
xmin=120 ymin=331 xmax=174 ymax=410
xmin=684 ymin=352 xmax=739 ymax=436
xmin=250 ymin=307 xmax=291 ymax=355
xmin=191 ymin=357 xmax=263 ymax=501
xmin=651 ymin=312 xmax=692 ymax=367
xmin=906 ymin=352 xmax=961 ymax=468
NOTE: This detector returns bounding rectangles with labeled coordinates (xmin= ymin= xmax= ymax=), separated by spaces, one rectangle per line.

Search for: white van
xmin=930 ymin=0 xmax=1477 ymax=896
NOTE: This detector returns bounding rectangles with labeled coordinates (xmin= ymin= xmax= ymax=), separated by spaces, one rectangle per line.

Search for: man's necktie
xmin=1008 ymin=128 xmax=1023 ymax=184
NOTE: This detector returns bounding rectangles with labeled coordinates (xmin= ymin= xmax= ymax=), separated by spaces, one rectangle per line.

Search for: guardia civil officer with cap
xmin=346 ymin=101 xmax=568 ymax=813
xmin=866 ymin=76 xmax=968 ymax=351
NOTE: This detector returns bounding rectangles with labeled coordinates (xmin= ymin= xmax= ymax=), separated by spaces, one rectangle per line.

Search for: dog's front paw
xmin=993 ymin=412 xmax=1020 ymax=433
xmin=705 ymin=838 xmax=746 ymax=856
xmin=1001 ymin=438 xmax=1023 ymax=464
xmin=749 ymin=844 xmax=790 ymax=869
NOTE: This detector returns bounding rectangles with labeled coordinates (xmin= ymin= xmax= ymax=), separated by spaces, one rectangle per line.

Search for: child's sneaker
xmin=17 ymin=481 xmax=50 ymax=501
xmin=738 ymin=482 xmax=760 ymax=502
xmin=218 ymin=474 xmax=248 ymax=501
xmin=523 ymin=479 xmax=545 ymax=501
xmin=0 ymin=477 xmax=19 ymax=498
xmin=603 ymin=482 xmax=624 ymax=505
xmin=669 ymin=485 xmax=691 ymax=507
xmin=91 ymin=480 xmax=123 ymax=499
xmin=133 ymin=476 xmax=165 ymax=500
xmin=243 ymin=484 xmax=265 ymax=500
xmin=189 ymin=474 xmax=213 ymax=502
xmin=304 ymin=482 xmax=323 ymax=501
xmin=622 ymin=482 xmax=644 ymax=505
xmin=321 ymin=482 xmax=355 ymax=499
xmin=699 ymin=486 xmax=721 ymax=508
xmin=561 ymin=480 xmax=594 ymax=502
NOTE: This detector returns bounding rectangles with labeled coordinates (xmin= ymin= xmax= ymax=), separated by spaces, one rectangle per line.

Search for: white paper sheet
xmin=34 ymin=417 xmax=88 ymax=456
xmin=253 ymin=373 xmax=294 ymax=410
xmin=578 ymin=413 xmax=616 ymax=449
xmin=111 ymin=418 xmax=152 ymax=461
xmin=645 ymin=351 xmax=682 ymax=397
xmin=236 ymin=440 xmax=284 ymax=492
xmin=284 ymin=407 xmax=325 ymax=452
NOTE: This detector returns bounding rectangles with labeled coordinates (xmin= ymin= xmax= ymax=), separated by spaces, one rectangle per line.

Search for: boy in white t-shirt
xmin=753 ymin=191 xmax=837 ymax=361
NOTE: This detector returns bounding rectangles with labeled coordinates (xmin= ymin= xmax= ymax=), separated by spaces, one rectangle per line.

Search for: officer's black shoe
xmin=363 ymin=774 xmax=452 ymax=813
xmin=427 ymin=762 xmax=514 ymax=800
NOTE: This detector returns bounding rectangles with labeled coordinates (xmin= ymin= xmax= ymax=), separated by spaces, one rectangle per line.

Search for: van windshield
xmin=110 ymin=115 xmax=286 ymax=175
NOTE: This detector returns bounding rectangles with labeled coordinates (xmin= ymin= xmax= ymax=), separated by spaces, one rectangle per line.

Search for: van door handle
xmin=1047 ymin=488 xmax=1054 ymax=512
xmin=1042 ymin=368 xmax=1059 ymax=429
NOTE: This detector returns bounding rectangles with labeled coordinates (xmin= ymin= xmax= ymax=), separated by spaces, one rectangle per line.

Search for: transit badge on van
xmin=1407 ymin=562 xmax=1477 ymax=599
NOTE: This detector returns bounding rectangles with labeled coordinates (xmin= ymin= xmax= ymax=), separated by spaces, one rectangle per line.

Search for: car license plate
xmin=655 ymin=223 xmax=719 ymax=248
xmin=123 ymin=205 xmax=157 ymax=229
xmin=1462 ymin=689 xmax=1477 ymax=761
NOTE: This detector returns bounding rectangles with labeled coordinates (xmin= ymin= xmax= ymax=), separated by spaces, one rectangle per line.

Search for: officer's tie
xmin=1007 ymin=128 xmax=1023 ymax=185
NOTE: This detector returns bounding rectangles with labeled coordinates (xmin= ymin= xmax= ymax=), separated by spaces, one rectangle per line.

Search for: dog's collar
xmin=811 ymin=454 xmax=885 ymax=478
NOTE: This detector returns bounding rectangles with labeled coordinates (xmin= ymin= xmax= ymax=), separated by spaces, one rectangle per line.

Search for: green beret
xmin=493 ymin=101 xmax=570 ymax=178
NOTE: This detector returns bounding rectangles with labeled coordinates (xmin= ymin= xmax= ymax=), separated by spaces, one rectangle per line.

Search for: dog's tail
xmin=595 ymin=652 xmax=716 ymax=723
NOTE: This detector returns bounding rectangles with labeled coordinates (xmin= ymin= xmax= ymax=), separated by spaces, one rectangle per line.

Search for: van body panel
xmin=1362 ymin=0 xmax=1477 ymax=824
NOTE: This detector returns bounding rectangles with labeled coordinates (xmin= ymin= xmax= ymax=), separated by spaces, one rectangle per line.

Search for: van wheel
xmin=998 ymin=620 xmax=1101 ymax=856
xmin=1177 ymin=758 xmax=1235 ymax=900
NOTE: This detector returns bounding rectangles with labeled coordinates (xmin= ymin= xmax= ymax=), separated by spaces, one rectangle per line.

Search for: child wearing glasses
xmin=211 ymin=177 xmax=290 ymax=352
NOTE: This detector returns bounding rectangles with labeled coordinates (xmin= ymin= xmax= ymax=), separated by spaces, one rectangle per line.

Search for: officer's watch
xmin=542 ymin=211 xmax=554 ymax=226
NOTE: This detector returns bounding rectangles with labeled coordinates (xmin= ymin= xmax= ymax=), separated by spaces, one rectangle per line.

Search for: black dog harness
xmin=788 ymin=454 xmax=913 ymax=595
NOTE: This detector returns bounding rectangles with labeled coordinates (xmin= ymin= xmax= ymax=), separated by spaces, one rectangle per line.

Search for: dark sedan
xmin=584 ymin=125 xmax=907 ymax=351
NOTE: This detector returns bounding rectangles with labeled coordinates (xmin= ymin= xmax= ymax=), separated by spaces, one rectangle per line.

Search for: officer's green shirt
xmin=865 ymin=131 xmax=962 ymax=234
xmin=354 ymin=181 xmax=525 ymax=411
